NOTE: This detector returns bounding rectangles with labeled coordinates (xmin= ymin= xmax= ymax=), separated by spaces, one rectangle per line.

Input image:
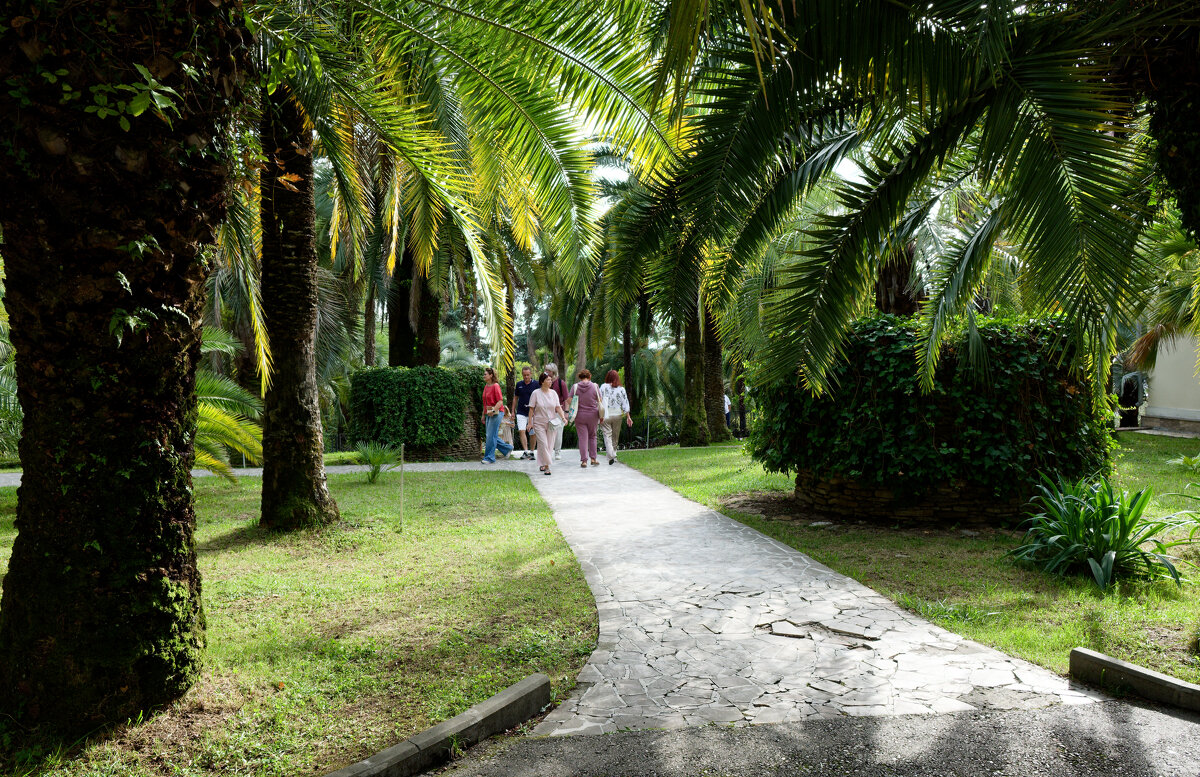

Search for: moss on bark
xmin=0 ymin=0 xmax=248 ymax=732
xmin=259 ymin=88 xmax=340 ymax=531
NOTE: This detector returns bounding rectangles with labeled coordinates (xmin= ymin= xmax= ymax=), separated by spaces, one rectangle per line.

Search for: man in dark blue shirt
xmin=513 ymin=364 xmax=539 ymax=459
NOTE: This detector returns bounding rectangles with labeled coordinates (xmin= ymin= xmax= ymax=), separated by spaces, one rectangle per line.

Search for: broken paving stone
xmin=770 ymin=620 xmax=810 ymax=638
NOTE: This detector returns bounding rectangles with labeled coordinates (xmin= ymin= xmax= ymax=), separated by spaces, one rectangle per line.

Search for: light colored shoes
xmin=554 ymin=452 xmax=562 ymax=461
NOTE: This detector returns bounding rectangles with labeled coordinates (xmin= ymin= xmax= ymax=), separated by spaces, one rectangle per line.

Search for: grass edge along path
xmin=620 ymin=437 xmax=1200 ymax=686
xmin=0 ymin=470 xmax=596 ymax=777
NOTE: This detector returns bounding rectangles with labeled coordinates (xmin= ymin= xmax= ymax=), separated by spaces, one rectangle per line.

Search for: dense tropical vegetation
xmin=0 ymin=0 xmax=1198 ymax=747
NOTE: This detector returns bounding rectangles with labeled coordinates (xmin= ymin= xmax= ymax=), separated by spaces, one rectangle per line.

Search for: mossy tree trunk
xmin=0 ymin=0 xmax=247 ymax=732
xmin=679 ymin=313 xmax=709 ymax=447
xmin=703 ymin=308 xmax=732 ymax=442
xmin=259 ymin=88 xmax=340 ymax=531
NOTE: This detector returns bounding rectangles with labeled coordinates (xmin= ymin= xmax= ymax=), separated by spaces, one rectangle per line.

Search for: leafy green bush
xmin=1010 ymin=475 xmax=1199 ymax=590
xmin=748 ymin=315 xmax=1112 ymax=504
xmin=350 ymin=366 xmax=483 ymax=449
xmin=355 ymin=441 xmax=401 ymax=484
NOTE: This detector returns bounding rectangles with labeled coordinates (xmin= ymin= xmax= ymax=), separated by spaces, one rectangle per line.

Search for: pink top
xmin=527 ymin=388 xmax=560 ymax=428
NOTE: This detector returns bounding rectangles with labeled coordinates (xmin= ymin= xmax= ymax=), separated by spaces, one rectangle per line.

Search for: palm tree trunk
xmin=576 ymin=331 xmax=587 ymax=379
xmin=364 ymin=282 xmax=377 ymax=368
xmin=504 ymin=267 xmax=516 ymax=403
xmin=1147 ymin=31 xmax=1200 ymax=241
xmin=734 ymin=364 xmax=748 ymax=436
xmin=388 ymin=248 xmax=417 ymax=367
xmin=415 ymin=273 xmax=441 ymax=366
xmin=703 ymin=308 xmax=732 ymax=442
xmin=0 ymin=0 xmax=246 ymax=732
xmin=259 ymin=88 xmax=340 ymax=531
xmin=623 ymin=322 xmax=636 ymax=416
xmin=679 ymin=313 xmax=709 ymax=447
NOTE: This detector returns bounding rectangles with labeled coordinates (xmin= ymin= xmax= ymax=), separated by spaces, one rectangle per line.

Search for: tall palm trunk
xmin=259 ymin=88 xmax=339 ymax=530
xmin=364 ymin=283 xmax=377 ymax=367
xmin=623 ymin=322 xmax=636 ymax=416
xmin=679 ymin=313 xmax=709 ymax=447
xmin=388 ymin=248 xmax=417 ymax=366
xmin=415 ymin=273 xmax=441 ymax=366
xmin=703 ymin=309 xmax=731 ymax=442
xmin=0 ymin=0 xmax=247 ymax=732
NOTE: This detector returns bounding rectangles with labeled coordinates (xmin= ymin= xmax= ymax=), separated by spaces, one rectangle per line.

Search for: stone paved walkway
xmin=0 ymin=453 xmax=1106 ymax=734
xmin=524 ymin=456 xmax=1104 ymax=735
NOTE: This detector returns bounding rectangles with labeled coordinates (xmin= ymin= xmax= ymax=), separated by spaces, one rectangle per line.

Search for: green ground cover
xmin=0 ymin=471 xmax=595 ymax=777
xmin=622 ymin=433 xmax=1200 ymax=684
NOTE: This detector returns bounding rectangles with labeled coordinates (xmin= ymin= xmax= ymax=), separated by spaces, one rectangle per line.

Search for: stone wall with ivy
xmin=350 ymin=366 xmax=484 ymax=461
xmin=748 ymin=315 xmax=1113 ymax=523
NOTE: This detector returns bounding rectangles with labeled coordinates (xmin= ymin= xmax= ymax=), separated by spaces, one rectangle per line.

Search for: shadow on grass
xmin=196 ymin=523 xmax=275 ymax=555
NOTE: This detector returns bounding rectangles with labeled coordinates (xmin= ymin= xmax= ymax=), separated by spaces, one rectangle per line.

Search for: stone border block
xmin=324 ymin=673 xmax=551 ymax=777
xmin=1070 ymin=647 xmax=1200 ymax=711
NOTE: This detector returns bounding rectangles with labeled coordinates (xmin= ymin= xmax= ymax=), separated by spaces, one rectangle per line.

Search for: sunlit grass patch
xmin=0 ymin=471 xmax=594 ymax=776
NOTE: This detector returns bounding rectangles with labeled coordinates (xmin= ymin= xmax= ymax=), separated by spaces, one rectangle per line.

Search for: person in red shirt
xmin=481 ymin=367 xmax=514 ymax=464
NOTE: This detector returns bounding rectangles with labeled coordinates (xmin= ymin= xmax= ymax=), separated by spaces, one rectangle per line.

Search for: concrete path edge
xmin=324 ymin=673 xmax=551 ymax=777
xmin=1070 ymin=647 xmax=1200 ymax=711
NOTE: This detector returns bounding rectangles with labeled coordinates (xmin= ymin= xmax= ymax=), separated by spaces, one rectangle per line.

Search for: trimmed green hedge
xmin=350 ymin=366 xmax=484 ymax=448
xmin=748 ymin=315 xmax=1112 ymax=502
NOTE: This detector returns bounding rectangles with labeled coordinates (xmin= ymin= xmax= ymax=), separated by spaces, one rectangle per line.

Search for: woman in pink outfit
xmin=571 ymin=369 xmax=602 ymax=467
xmin=528 ymin=371 xmax=567 ymax=475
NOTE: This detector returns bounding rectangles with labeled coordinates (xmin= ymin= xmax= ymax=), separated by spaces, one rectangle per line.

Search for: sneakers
xmin=554 ymin=452 xmax=562 ymax=461
xmin=480 ymin=459 xmax=494 ymax=465
xmin=608 ymin=457 xmax=615 ymax=465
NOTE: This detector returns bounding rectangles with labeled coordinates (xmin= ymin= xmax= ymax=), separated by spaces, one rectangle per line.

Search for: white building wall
xmin=1144 ymin=334 xmax=1200 ymax=423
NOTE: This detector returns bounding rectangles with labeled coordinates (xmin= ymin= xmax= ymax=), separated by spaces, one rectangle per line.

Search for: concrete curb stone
xmin=325 ymin=673 xmax=551 ymax=777
xmin=1070 ymin=646 xmax=1200 ymax=712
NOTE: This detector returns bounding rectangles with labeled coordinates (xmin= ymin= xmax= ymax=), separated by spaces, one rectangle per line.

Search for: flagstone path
xmin=0 ymin=454 xmax=1106 ymax=735
xmin=522 ymin=456 xmax=1104 ymax=735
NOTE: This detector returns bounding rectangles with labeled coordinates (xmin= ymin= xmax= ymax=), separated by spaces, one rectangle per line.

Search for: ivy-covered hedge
xmin=749 ymin=316 xmax=1112 ymax=511
xmin=350 ymin=366 xmax=484 ymax=449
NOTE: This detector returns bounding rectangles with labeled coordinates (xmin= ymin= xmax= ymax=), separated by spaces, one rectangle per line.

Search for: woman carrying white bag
xmin=598 ymin=369 xmax=633 ymax=464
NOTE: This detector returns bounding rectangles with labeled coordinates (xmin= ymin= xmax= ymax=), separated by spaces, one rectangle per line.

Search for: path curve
xmin=0 ymin=454 xmax=1104 ymax=734
xmin=523 ymin=457 xmax=1102 ymax=735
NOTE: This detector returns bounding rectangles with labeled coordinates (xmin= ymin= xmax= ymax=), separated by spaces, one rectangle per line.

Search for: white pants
xmin=552 ymin=421 xmax=563 ymax=454
xmin=600 ymin=415 xmax=624 ymax=459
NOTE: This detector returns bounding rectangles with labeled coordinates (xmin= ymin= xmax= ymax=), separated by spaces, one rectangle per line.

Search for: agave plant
xmin=1010 ymin=474 xmax=1200 ymax=590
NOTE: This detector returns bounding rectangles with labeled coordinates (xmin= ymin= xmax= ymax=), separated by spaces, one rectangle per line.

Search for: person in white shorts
xmin=512 ymin=365 xmax=538 ymax=459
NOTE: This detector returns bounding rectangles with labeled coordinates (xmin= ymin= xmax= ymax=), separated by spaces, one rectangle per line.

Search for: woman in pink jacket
xmin=571 ymin=369 xmax=602 ymax=467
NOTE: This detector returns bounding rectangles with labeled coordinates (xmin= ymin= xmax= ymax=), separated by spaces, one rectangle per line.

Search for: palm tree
xmin=612 ymin=1 xmax=1191 ymax=395
xmin=0 ymin=0 xmax=249 ymax=732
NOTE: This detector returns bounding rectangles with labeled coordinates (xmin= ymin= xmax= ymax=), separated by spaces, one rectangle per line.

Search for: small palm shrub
xmin=1010 ymin=475 xmax=1200 ymax=590
xmin=356 ymin=441 xmax=401 ymax=483
xmin=1168 ymin=453 xmax=1200 ymax=474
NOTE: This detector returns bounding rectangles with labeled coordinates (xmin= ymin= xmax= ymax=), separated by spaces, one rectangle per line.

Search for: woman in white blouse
xmin=598 ymin=370 xmax=633 ymax=464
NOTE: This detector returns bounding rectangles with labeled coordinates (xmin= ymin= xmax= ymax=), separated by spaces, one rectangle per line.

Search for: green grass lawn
xmin=0 ymin=471 xmax=595 ymax=777
xmin=622 ymin=434 xmax=1200 ymax=685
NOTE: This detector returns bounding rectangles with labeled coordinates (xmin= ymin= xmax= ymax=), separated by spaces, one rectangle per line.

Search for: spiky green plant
xmin=356 ymin=441 xmax=401 ymax=484
xmin=1010 ymin=475 xmax=1200 ymax=590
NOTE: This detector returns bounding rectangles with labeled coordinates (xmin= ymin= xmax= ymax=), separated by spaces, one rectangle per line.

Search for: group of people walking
xmin=481 ymin=363 xmax=632 ymax=475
